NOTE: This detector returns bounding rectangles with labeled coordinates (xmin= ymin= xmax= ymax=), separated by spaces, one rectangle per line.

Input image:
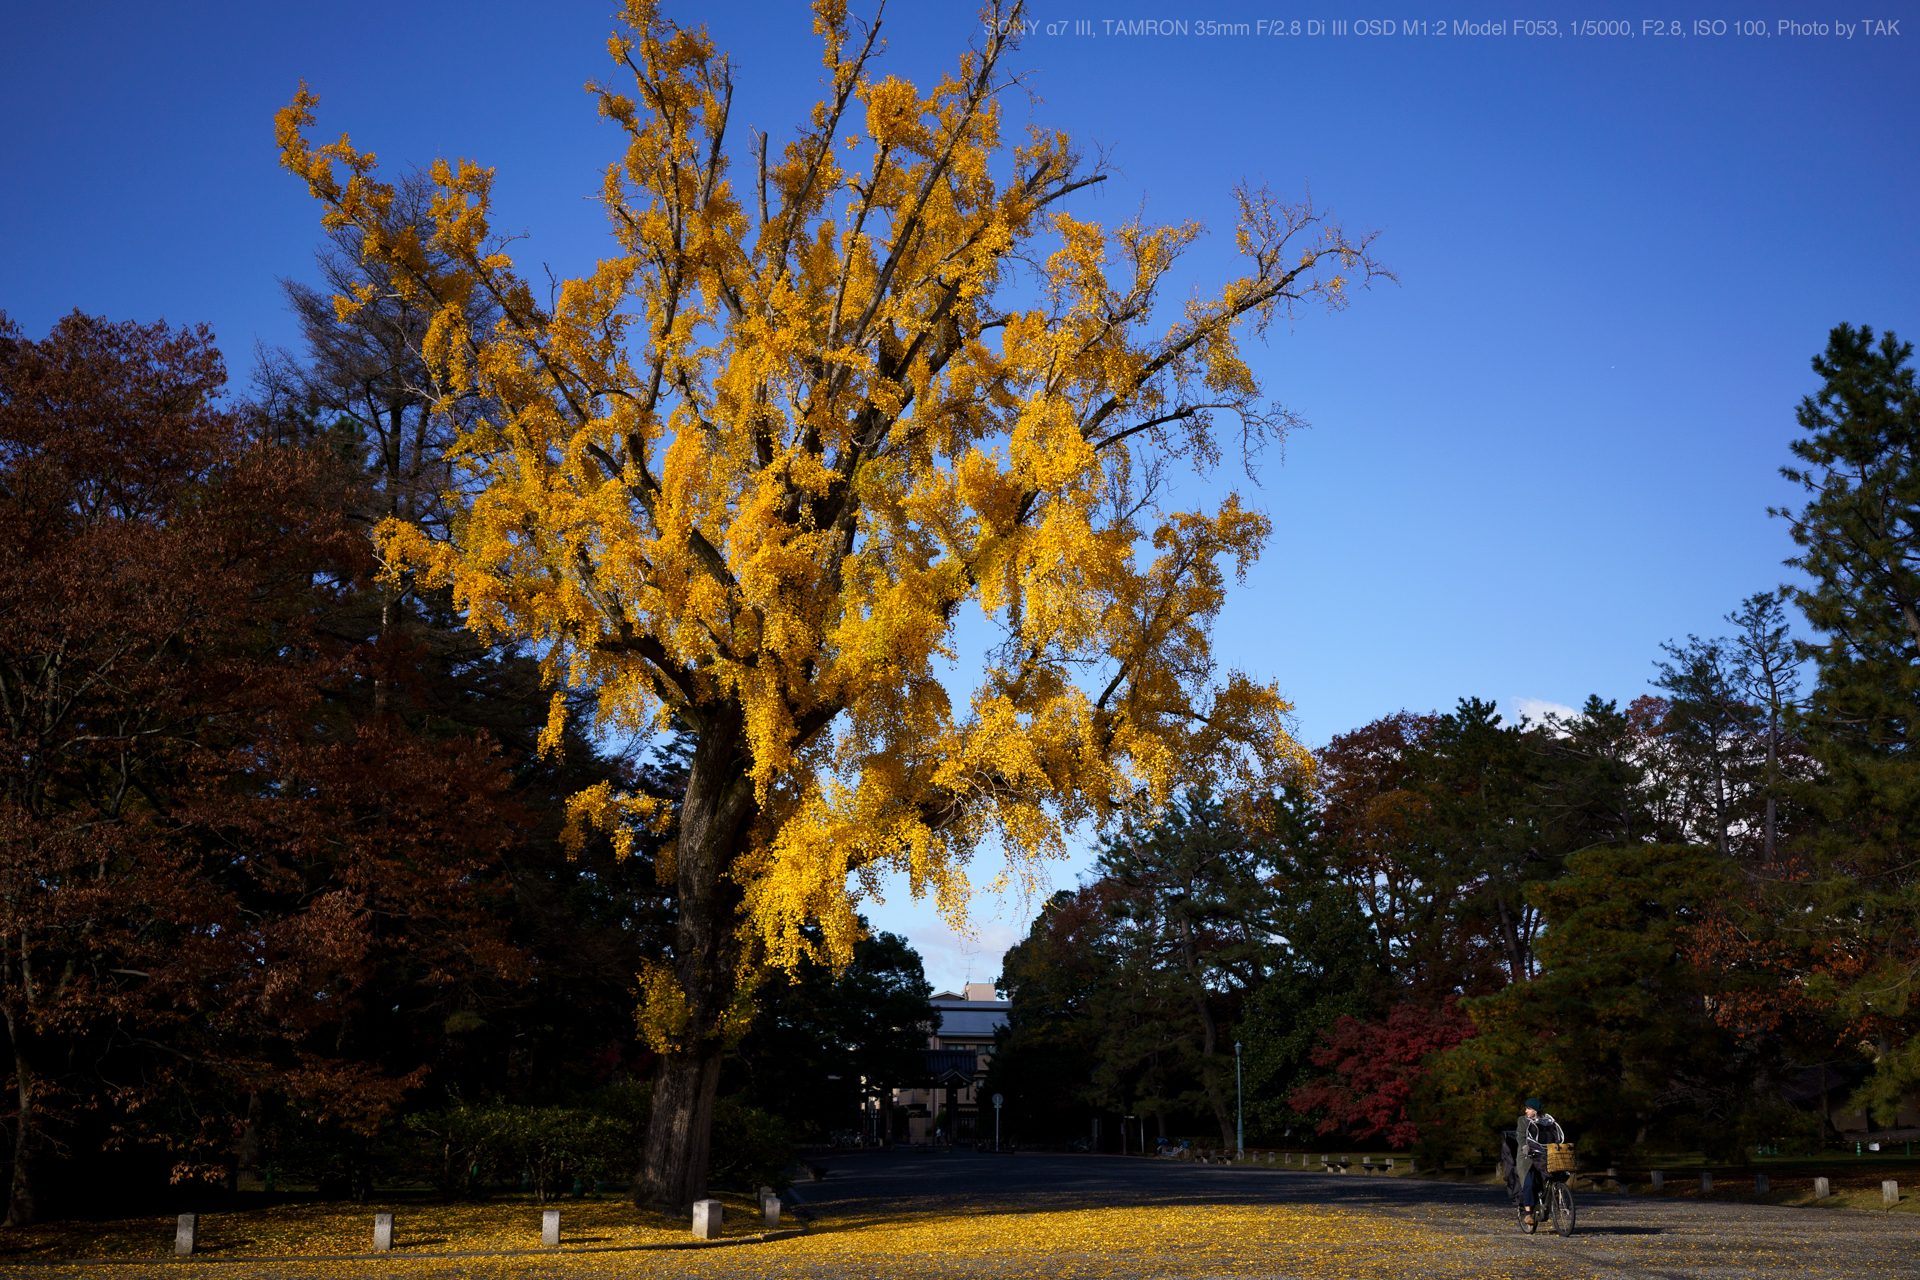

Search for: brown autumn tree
xmin=0 ymin=311 xmax=526 ymax=1222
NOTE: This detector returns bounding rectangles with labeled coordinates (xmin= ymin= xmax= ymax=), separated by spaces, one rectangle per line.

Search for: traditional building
xmin=885 ymin=983 xmax=1009 ymax=1145
xmin=1782 ymin=1062 xmax=1920 ymax=1144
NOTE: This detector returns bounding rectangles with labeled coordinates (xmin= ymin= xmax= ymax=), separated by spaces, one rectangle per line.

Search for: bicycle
xmin=1518 ymin=1169 xmax=1577 ymax=1236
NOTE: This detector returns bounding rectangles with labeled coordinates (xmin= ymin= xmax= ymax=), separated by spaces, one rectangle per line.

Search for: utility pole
xmin=1235 ymin=1042 xmax=1244 ymax=1157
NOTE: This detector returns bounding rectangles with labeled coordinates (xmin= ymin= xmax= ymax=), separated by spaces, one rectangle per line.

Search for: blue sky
xmin=5 ymin=3 xmax=1915 ymax=989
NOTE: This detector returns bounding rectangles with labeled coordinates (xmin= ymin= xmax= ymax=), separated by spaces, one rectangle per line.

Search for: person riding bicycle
xmin=1514 ymin=1097 xmax=1564 ymax=1230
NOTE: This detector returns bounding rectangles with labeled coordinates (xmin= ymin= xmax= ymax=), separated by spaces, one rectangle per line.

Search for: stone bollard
xmin=1700 ymin=1172 xmax=1713 ymax=1193
xmin=175 ymin=1214 xmax=198 ymax=1258
xmin=1814 ymin=1176 xmax=1830 ymax=1199
xmin=1386 ymin=1158 xmax=1396 ymax=1172
xmin=1885 ymin=1180 xmax=1901 ymax=1207
xmin=692 ymin=1198 xmax=723 ymax=1240
xmin=373 ymin=1212 xmax=394 ymax=1253
xmin=763 ymin=1195 xmax=781 ymax=1228
xmin=1755 ymin=1173 xmax=1769 ymax=1195
xmin=1606 ymin=1166 xmax=1619 ymax=1191
xmin=1651 ymin=1171 xmax=1664 ymax=1190
xmin=542 ymin=1209 xmax=561 ymax=1248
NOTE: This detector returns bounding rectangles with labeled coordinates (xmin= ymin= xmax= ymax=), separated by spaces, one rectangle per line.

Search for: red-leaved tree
xmin=1288 ymin=999 xmax=1477 ymax=1147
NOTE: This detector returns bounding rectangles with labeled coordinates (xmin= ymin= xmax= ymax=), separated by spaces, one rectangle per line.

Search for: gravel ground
xmin=3 ymin=1150 xmax=1913 ymax=1279
xmin=774 ymin=1151 xmax=1920 ymax=1279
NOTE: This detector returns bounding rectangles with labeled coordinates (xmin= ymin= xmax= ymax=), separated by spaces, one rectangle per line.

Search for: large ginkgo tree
xmin=279 ymin=0 xmax=1383 ymax=1206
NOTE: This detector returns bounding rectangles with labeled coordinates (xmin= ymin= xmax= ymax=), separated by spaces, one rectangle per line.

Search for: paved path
xmin=5 ymin=1152 xmax=1914 ymax=1278
xmin=778 ymin=1151 xmax=1918 ymax=1278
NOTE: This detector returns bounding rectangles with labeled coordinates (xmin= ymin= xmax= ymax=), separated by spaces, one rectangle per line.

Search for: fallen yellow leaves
xmin=0 ymin=1192 xmax=1502 ymax=1280
xmin=0 ymin=1191 xmax=768 ymax=1263
xmin=783 ymin=1199 xmax=1401 ymax=1272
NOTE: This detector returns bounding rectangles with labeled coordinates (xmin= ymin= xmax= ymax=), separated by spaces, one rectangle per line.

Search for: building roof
xmin=929 ymin=992 xmax=1009 ymax=1040
xmin=1780 ymin=1061 xmax=1867 ymax=1105
xmin=920 ymin=1049 xmax=979 ymax=1085
xmin=934 ymin=1006 xmax=1008 ymax=1038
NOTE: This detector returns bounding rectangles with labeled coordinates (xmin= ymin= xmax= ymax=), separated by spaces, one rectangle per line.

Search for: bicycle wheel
xmin=1551 ymin=1181 xmax=1577 ymax=1236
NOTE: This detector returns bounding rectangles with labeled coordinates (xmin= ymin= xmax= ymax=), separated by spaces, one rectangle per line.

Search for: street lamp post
xmin=992 ymin=1093 xmax=1003 ymax=1151
xmin=1235 ymin=1042 xmax=1244 ymax=1157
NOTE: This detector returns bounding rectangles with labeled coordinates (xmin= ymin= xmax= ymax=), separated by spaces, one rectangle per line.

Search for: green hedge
xmin=402 ymin=1085 xmax=791 ymax=1200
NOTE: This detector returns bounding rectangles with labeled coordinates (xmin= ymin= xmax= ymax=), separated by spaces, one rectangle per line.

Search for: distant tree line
xmin=986 ymin=323 xmax=1920 ymax=1167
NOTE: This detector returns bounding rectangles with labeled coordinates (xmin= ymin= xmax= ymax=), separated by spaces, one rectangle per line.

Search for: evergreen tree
xmin=986 ymin=888 xmax=1114 ymax=1144
xmin=1726 ymin=592 xmax=1803 ymax=860
xmin=1240 ymin=782 xmax=1389 ymax=1140
xmin=1408 ymin=699 xmax=1555 ymax=986
xmin=1091 ymin=792 xmax=1277 ymax=1146
xmin=1419 ymin=843 xmax=1746 ymax=1162
xmin=1774 ymin=323 xmax=1920 ymax=1119
xmin=1651 ymin=636 xmax=1753 ymax=854
xmin=722 ymin=924 xmax=935 ymax=1142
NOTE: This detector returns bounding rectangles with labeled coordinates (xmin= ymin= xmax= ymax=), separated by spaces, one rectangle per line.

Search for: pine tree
xmin=1774 ymin=323 xmax=1920 ymax=1120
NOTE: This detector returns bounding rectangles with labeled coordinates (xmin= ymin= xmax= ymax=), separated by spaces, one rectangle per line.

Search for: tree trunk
xmin=1712 ymin=754 xmax=1730 ymax=854
xmin=635 ymin=1048 xmax=725 ymax=1210
xmin=235 ymin=1091 xmax=265 ymax=1190
xmin=631 ymin=709 xmax=755 ymax=1212
xmin=1494 ymin=894 xmax=1528 ymax=984
xmin=373 ymin=596 xmax=391 ymax=717
xmin=1175 ymin=915 xmax=1234 ymax=1146
xmin=5 ymin=1025 xmax=39 ymax=1229
xmin=1764 ymin=701 xmax=1780 ymax=860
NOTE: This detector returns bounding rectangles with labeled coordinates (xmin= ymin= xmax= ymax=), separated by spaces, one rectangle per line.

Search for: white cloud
xmin=852 ymin=833 xmax=1100 ymax=994
xmin=1511 ymin=697 xmax=1579 ymax=725
xmin=857 ymin=862 xmax=1078 ymax=995
xmin=905 ymin=920 xmax=1026 ymax=996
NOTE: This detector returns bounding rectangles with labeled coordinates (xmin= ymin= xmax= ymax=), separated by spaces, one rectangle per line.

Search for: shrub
xmin=493 ymin=1107 xmax=628 ymax=1201
xmin=403 ymin=1103 xmax=517 ymax=1200
xmin=401 ymin=1083 xmax=788 ymax=1200
xmin=708 ymin=1096 xmax=791 ymax=1192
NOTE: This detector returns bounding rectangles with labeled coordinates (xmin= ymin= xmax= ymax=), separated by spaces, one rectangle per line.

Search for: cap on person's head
xmin=1524 ymin=1097 xmax=1543 ymax=1112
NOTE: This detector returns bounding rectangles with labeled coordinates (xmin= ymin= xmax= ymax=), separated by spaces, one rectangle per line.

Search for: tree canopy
xmin=277 ymin=0 xmax=1383 ymax=1204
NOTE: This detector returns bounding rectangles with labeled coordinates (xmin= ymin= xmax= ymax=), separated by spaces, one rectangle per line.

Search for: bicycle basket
xmin=1545 ymin=1143 xmax=1577 ymax=1173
